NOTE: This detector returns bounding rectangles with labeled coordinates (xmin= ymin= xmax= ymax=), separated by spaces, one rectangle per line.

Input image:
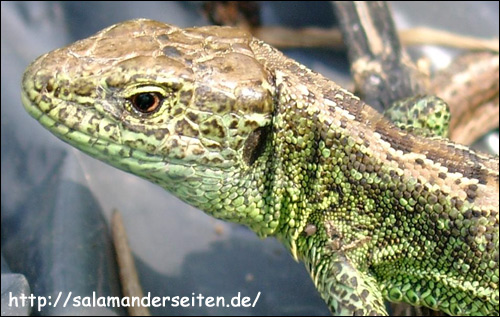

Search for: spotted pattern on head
xmin=22 ymin=19 xmax=278 ymax=232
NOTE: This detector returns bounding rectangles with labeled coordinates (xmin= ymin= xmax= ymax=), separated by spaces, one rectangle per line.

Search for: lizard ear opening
xmin=242 ymin=125 xmax=271 ymax=166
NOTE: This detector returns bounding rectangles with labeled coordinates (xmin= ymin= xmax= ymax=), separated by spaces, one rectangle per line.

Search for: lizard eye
xmin=130 ymin=92 xmax=162 ymax=114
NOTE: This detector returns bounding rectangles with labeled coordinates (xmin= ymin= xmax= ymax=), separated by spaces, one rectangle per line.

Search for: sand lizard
xmin=21 ymin=19 xmax=499 ymax=315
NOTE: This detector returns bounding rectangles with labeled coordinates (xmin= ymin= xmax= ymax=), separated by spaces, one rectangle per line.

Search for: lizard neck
xmin=257 ymin=42 xmax=372 ymax=261
xmin=258 ymin=40 xmax=499 ymax=315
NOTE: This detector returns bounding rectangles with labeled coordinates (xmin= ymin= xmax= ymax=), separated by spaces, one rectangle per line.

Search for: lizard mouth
xmin=20 ymin=49 xmax=250 ymax=192
xmin=20 ymin=64 xmax=203 ymax=187
xmin=21 ymin=85 xmax=168 ymax=167
xmin=22 ymin=88 xmax=211 ymax=191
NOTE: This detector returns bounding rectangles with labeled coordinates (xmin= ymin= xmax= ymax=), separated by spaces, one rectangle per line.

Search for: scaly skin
xmin=21 ymin=19 xmax=499 ymax=315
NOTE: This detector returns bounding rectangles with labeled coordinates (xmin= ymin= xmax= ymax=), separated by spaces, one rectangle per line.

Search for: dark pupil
xmin=132 ymin=93 xmax=159 ymax=113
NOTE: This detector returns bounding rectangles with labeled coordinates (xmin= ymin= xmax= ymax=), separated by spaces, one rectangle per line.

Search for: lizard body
xmin=21 ymin=19 xmax=499 ymax=315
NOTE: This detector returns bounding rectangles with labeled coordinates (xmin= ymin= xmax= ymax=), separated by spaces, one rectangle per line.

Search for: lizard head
xmin=22 ymin=19 xmax=279 ymax=235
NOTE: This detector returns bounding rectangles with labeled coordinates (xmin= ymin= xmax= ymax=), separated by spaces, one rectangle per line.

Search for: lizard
xmin=21 ymin=19 xmax=499 ymax=316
